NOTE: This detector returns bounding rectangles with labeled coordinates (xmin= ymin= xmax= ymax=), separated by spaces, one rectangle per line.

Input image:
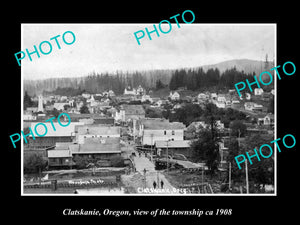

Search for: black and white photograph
xmin=4 ymin=3 xmax=299 ymax=224
xmin=20 ymin=23 xmax=276 ymax=195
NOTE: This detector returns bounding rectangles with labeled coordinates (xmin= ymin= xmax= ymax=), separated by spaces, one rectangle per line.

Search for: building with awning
xmin=155 ymin=140 xmax=191 ymax=158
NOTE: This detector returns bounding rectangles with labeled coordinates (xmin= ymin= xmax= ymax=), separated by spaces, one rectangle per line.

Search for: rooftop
xmin=69 ymin=137 xmax=121 ymax=154
xmin=48 ymin=149 xmax=72 ymax=158
xmin=76 ymin=125 xmax=120 ymax=136
xmin=31 ymin=122 xmax=84 ymax=137
xmin=142 ymin=119 xmax=186 ymax=130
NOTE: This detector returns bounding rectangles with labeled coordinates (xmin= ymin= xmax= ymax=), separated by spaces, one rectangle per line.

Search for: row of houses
xmin=25 ymin=122 xmax=122 ymax=168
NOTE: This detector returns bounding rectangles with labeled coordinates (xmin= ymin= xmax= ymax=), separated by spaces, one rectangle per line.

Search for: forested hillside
xmin=24 ymin=59 xmax=274 ymax=96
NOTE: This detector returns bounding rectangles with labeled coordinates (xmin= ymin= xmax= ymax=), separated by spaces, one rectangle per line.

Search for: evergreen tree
xmin=24 ymin=91 xmax=34 ymax=110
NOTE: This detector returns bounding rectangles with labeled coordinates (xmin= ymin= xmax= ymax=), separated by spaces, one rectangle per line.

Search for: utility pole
xmin=143 ymin=168 xmax=147 ymax=188
xmin=202 ymin=168 xmax=204 ymax=193
xmin=245 ymin=159 xmax=249 ymax=194
xmin=157 ymin=171 xmax=159 ymax=189
xmin=229 ymin=162 xmax=231 ymax=191
xmin=166 ymin=140 xmax=169 ymax=173
xmin=151 ymin=133 xmax=153 ymax=161
xmin=237 ymin=129 xmax=249 ymax=194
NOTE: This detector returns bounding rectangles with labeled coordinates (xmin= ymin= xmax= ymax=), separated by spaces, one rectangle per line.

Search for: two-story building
xmin=139 ymin=118 xmax=186 ymax=146
xmin=75 ymin=125 xmax=120 ymax=144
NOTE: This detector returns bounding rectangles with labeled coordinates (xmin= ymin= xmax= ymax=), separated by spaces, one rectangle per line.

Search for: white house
xmin=114 ymin=109 xmax=125 ymax=122
xmin=124 ymin=86 xmax=136 ymax=95
xmin=245 ymin=93 xmax=251 ymax=100
xmin=23 ymin=114 xmax=37 ymax=121
xmin=53 ymin=102 xmax=68 ymax=111
xmin=76 ymin=125 xmax=120 ymax=144
xmin=136 ymin=85 xmax=145 ymax=95
xmin=198 ymin=93 xmax=209 ymax=101
xmin=215 ymin=101 xmax=226 ymax=108
xmin=264 ymin=113 xmax=274 ymax=126
xmin=217 ymin=94 xmax=226 ymax=102
xmin=271 ymin=89 xmax=275 ymax=95
xmin=108 ymin=90 xmax=115 ymax=97
xmin=254 ymin=88 xmax=264 ymax=96
xmin=211 ymin=93 xmax=217 ymax=100
xmin=141 ymin=94 xmax=153 ymax=103
xmin=169 ymin=91 xmax=180 ymax=101
xmin=244 ymin=102 xmax=263 ymax=111
xmin=139 ymin=118 xmax=185 ymax=146
xmin=82 ymin=93 xmax=91 ymax=99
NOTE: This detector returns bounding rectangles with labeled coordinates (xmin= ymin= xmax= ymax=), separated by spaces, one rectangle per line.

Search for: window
xmin=164 ymin=131 xmax=166 ymax=135
xmin=172 ymin=130 xmax=175 ymax=135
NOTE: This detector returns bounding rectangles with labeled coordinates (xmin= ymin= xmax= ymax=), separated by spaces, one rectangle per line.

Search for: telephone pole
xmin=245 ymin=159 xmax=249 ymax=194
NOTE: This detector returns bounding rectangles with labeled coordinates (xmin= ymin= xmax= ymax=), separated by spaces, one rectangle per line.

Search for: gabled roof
xmin=142 ymin=119 xmax=186 ymax=130
xmin=31 ymin=122 xmax=84 ymax=137
xmin=70 ymin=137 xmax=121 ymax=154
xmin=76 ymin=125 xmax=120 ymax=136
xmin=48 ymin=149 xmax=72 ymax=158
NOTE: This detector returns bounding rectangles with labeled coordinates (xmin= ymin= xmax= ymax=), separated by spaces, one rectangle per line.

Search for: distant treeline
xmin=169 ymin=67 xmax=273 ymax=91
xmin=24 ymin=62 xmax=274 ymax=97
xmin=25 ymin=70 xmax=173 ymax=96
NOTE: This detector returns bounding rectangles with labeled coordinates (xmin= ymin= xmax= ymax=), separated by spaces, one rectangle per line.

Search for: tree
xmin=73 ymin=155 xmax=90 ymax=169
xmin=80 ymin=104 xmax=90 ymax=114
xmin=229 ymin=120 xmax=247 ymax=137
xmin=229 ymin=134 xmax=274 ymax=192
xmin=110 ymin=155 xmax=125 ymax=167
xmin=241 ymin=134 xmax=274 ymax=187
xmin=191 ymin=129 xmax=220 ymax=176
xmin=24 ymin=154 xmax=47 ymax=174
xmin=63 ymin=104 xmax=71 ymax=111
xmin=190 ymin=103 xmax=221 ymax=176
xmin=155 ymin=79 xmax=165 ymax=90
xmin=24 ymin=91 xmax=35 ymax=110
xmin=268 ymin=96 xmax=274 ymax=114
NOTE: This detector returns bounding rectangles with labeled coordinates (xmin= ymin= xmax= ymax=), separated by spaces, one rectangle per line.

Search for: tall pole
xmin=157 ymin=171 xmax=159 ymax=189
xmin=151 ymin=134 xmax=153 ymax=160
xmin=202 ymin=168 xmax=204 ymax=193
xmin=238 ymin=129 xmax=249 ymax=194
xmin=229 ymin=162 xmax=231 ymax=191
xmin=166 ymin=141 xmax=169 ymax=173
xmin=143 ymin=168 xmax=147 ymax=188
xmin=245 ymin=159 xmax=249 ymax=194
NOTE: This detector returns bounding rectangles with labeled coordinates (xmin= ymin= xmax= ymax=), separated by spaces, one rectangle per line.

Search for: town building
xmin=257 ymin=113 xmax=275 ymax=126
xmin=136 ymin=85 xmax=145 ymax=96
xmin=27 ymin=122 xmax=84 ymax=149
xmin=139 ymin=118 xmax=186 ymax=146
xmin=47 ymin=148 xmax=73 ymax=168
xmin=245 ymin=93 xmax=251 ymax=100
xmin=244 ymin=102 xmax=264 ymax=112
xmin=75 ymin=125 xmax=120 ymax=144
xmin=124 ymin=86 xmax=136 ymax=95
xmin=197 ymin=93 xmax=209 ymax=102
xmin=141 ymin=94 xmax=153 ymax=103
xmin=115 ymin=104 xmax=145 ymax=122
xmin=69 ymin=137 xmax=121 ymax=164
xmin=155 ymin=140 xmax=191 ymax=158
xmin=53 ymin=102 xmax=68 ymax=111
xmin=169 ymin=91 xmax=180 ymax=101
xmin=254 ymin=88 xmax=264 ymax=96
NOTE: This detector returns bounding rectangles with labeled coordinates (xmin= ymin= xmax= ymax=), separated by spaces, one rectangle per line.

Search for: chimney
xmin=86 ymin=128 xmax=89 ymax=134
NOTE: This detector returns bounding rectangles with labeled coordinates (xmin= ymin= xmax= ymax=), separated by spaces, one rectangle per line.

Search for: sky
xmin=21 ymin=24 xmax=275 ymax=80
